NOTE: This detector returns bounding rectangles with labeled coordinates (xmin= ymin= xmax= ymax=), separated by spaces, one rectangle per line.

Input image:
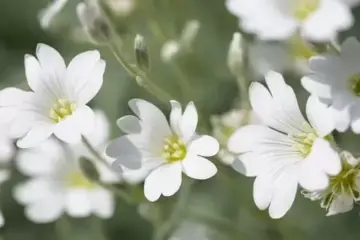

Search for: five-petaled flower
xmin=228 ymin=71 xmax=341 ymax=219
xmin=0 ymin=44 xmax=105 ymax=148
xmin=226 ymin=0 xmax=358 ymax=42
xmin=106 ymin=99 xmax=219 ymax=202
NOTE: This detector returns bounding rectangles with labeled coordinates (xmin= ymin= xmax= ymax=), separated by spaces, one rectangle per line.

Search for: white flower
xmin=0 ymin=170 xmax=10 ymax=228
xmin=227 ymin=32 xmax=243 ymax=76
xmin=226 ymin=0 xmax=358 ymax=41
xmin=106 ymin=99 xmax=219 ymax=202
xmin=38 ymin=0 xmax=68 ymax=29
xmin=211 ymin=109 xmax=261 ymax=165
xmin=303 ymin=151 xmax=360 ymax=216
xmin=0 ymin=44 xmax=105 ymax=148
xmin=249 ymin=35 xmax=316 ymax=77
xmin=0 ymin=126 xmax=15 ymax=163
xmin=228 ymin=71 xmax=341 ymax=219
xmin=301 ymin=37 xmax=360 ymax=133
xmin=105 ymin=0 xmax=135 ymax=16
xmin=13 ymin=111 xmax=117 ymax=223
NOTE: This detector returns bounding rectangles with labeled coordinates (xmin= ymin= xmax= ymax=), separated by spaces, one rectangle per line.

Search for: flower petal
xmin=326 ymin=194 xmax=354 ymax=216
xmin=90 ymin=188 xmax=115 ymax=219
xmin=116 ymin=115 xmax=141 ymax=134
xmin=17 ymin=123 xmax=54 ymax=148
xmin=306 ymin=95 xmax=334 ymax=137
xmin=180 ymin=102 xmax=198 ymax=143
xmin=232 ymin=152 xmax=262 ymax=177
xmin=253 ymin=173 xmax=273 ymax=210
xmin=73 ymin=105 xmax=95 ymax=135
xmin=64 ymin=189 xmax=92 ymax=218
xmin=53 ymin=116 xmax=82 ymax=144
xmin=269 ymin=169 xmax=297 ymax=219
xmin=169 ymin=100 xmax=182 ymax=135
xmin=25 ymin=196 xmax=64 ymax=223
xmin=106 ymin=135 xmax=142 ymax=169
xmin=144 ymin=163 xmax=182 ymax=201
xmin=182 ymin=155 xmax=217 ymax=180
xmin=188 ymin=135 xmax=219 ymax=157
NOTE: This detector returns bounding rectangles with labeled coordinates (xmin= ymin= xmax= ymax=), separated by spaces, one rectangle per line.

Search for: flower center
xmin=348 ymin=74 xmax=360 ymax=97
xmin=293 ymin=0 xmax=320 ymax=21
xmin=162 ymin=136 xmax=187 ymax=163
xmin=291 ymin=132 xmax=317 ymax=157
xmin=289 ymin=35 xmax=316 ymax=60
xmin=49 ymin=98 xmax=76 ymax=123
xmin=66 ymin=171 xmax=95 ymax=189
xmin=330 ymin=161 xmax=359 ymax=196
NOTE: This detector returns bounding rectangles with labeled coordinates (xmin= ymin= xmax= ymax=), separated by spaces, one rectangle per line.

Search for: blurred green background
xmin=0 ymin=0 xmax=360 ymax=239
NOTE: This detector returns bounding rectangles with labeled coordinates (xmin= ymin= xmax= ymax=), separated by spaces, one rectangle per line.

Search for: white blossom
xmin=301 ymin=37 xmax=360 ymax=133
xmin=106 ymin=99 xmax=219 ymax=202
xmin=226 ymin=0 xmax=358 ymax=42
xmin=228 ymin=71 xmax=341 ymax=219
xmin=13 ymin=110 xmax=118 ymax=223
xmin=303 ymin=151 xmax=360 ymax=216
xmin=0 ymin=44 xmax=105 ymax=148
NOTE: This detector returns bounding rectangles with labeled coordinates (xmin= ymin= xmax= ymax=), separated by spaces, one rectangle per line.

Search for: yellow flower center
xmin=291 ymin=132 xmax=317 ymax=157
xmin=162 ymin=136 xmax=187 ymax=163
xmin=289 ymin=35 xmax=316 ymax=60
xmin=348 ymin=74 xmax=360 ymax=97
xmin=66 ymin=171 xmax=95 ymax=189
xmin=49 ymin=98 xmax=76 ymax=123
xmin=293 ymin=0 xmax=320 ymax=21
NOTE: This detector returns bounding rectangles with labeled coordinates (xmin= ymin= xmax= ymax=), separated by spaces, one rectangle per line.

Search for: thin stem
xmin=82 ymin=136 xmax=112 ymax=170
xmin=152 ymin=179 xmax=193 ymax=240
xmin=55 ymin=215 xmax=72 ymax=240
xmin=107 ymin=42 xmax=172 ymax=103
xmin=238 ymin=38 xmax=251 ymax=110
xmin=97 ymin=182 xmax=134 ymax=204
xmin=89 ymin=216 xmax=108 ymax=240
xmin=328 ymin=41 xmax=341 ymax=54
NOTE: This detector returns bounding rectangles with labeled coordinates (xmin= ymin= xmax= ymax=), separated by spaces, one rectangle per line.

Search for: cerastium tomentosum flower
xmin=303 ymin=151 xmax=360 ymax=216
xmin=0 ymin=44 xmax=105 ymax=148
xmin=106 ymin=99 xmax=219 ymax=202
xmin=302 ymin=37 xmax=360 ymax=133
xmin=226 ymin=0 xmax=358 ymax=41
xmin=228 ymin=71 xmax=341 ymax=219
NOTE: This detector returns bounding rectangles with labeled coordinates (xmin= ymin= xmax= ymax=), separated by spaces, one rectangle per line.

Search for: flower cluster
xmin=2 ymin=0 xmax=360 ymax=236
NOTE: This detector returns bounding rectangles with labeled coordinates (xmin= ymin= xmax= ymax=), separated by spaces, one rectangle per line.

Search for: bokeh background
xmin=1 ymin=0 xmax=360 ymax=239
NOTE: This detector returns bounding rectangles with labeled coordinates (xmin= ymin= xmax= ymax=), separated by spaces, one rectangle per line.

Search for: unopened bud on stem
xmin=228 ymin=32 xmax=243 ymax=76
xmin=79 ymin=157 xmax=100 ymax=182
xmin=134 ymin=34 xmax=150 ymax=70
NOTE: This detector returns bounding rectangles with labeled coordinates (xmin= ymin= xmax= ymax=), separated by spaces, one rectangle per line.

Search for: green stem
xmin=89 ymin=216 xmax=108 ymax=240
xmin=97 ymin=182 xmax=133 ymax=204
xmin=55 ymin=215 xmax=72 ymax=240
xmin=328 ymin=41 xmax=341 ymax=55
xmin=107 ymin=42 xmax=172 ymax=103
xmin=82 ymin=136 xmax=112 ymax=170
xmin=238 ymin=38 xmax=251 ymax=110
xmin=152 ymin=179 xmax=193 ymax=240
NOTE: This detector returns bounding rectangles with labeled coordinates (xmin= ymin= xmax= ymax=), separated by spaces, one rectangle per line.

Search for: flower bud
xmin=79 ymin=157 xmax=100 ymax=182
xmin=180 ymin=20 xmax=200 ymax=48
xmin=161 ymin=40 xmax=181 ymax=63
xmin=76 ymin=0 xmax=111 ymax=44
xmin=38 ymin=0 xmax=68 ymax=29
xmin=105 ymin=0 xmax=136 ymax=17
xmin=227 ymin=32 xmax=243 ymax=76
xmin=134 ymin=34 xmax=150 ymax=70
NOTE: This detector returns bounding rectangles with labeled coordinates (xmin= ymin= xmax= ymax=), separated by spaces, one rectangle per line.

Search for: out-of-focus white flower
xmin=13 ymin=111 xmax=118 ymax=223
xmin=105 ymin=0 xmax=136 ymax=16
xmin=211 ymin=109 xmax=260 ymax=165
xmin=228 ymin=71 xmax=341 ymax=219
xmin=106 ymin=99 xmax=219 ymax=202
xmin=0 ymin=170 xmax=10 ymax=228
xmin=226 ymin=0 xmax=357 ymax=42
xmin=0 ymin=126 xmax=15 ymax=163
xmin=160 ymin=20 xmax=200 ymax=63
xmin=0 ymin=44 xmax=105 ymax=148
xmin=169 ymin=221 xmax=210 ymax=240
xmin=227 ymin=32 xmax=243 ymax=76
xmin=38 ymin=0 xmax=68 ymax=29
xmin=303 ymin=151 xmax=360 ymax=216
xmin=302 ymin=37 xmax=360 ymax=133
xmin=249 ymin=35 xmax=317 ymax=77
xmin=77 ymin=0 xmax=112 ymax=44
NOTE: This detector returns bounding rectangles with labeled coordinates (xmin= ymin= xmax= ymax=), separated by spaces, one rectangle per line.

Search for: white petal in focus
xmin=17 ymin=123 xmax=54 ymax=148
xmin=253 ymin=173 xmax=273 ymax=210
xmin=169 ymin=100 xmax=182 ymax=135
xmin=179 ymin=102 xmax=198 ymax=143
xmin=53 ymin=116 xmax=82 ymax=144
xmin=188 ymin=135 xmax=219 ymax=157
xmin=306 ymin=96 xmax=334 ymax=137
xmin=232 ymin=152 xmax=262 ymax=177
xmin=182 ymin=155 xmax=217 ymax=180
